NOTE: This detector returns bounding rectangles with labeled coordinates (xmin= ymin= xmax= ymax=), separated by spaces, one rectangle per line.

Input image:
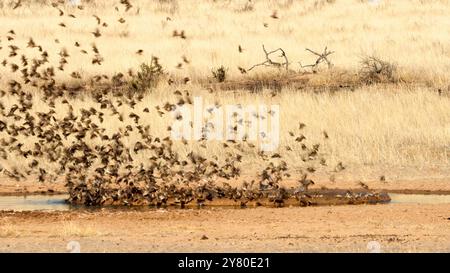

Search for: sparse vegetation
xmin=129 ymin=58 xmax=164 ymax=92
xmin=0 ymin=223 xmax=18 ymax=238
xmin=212 ymin=66 xmax=228 ymax=82
xmin=359 ymin=56 xmax=398 ymax=84
xmin=59 ymin=221 xmax=103 ymax=237
xmin=235 ymin=1 xmax=254 ymax=13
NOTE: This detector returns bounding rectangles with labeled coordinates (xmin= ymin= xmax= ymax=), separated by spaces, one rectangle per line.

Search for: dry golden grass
xmin=0 ymin=0 xmax=449 ymax=86
xmin=0 ymin=218 xmax=109 ymax=238
xmin=1 ymin=83 xmax=449 ymax=181
xmin=0 ymin=0 xmax=449 ymax=183
xmin=0 ymin=221 xmax=19 ymax=238
xmin=58 ymin=221 xmax=103 ymax=237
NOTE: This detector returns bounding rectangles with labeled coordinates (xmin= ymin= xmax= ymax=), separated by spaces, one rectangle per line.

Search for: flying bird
xmin=27 ymin=38 xmax=36 ymax=48
xmin=358 ymin=181 xmax=369 ymax=190
xmin=92 ymin=28 xmax=101 ymax=38
xmin=93 ymin=15 xmax=101 ymax=25
xmin=271 ymin=11 xmax=279 ymax=19
xmin=120 ymin=0 xmax=133 ymax=12
xmin=12 ymin=0 xmax=22 ymax=10
xmin=238 ymin=67 xmax=247 ymax=74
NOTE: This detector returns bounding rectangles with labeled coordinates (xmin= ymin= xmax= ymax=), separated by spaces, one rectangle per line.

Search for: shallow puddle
xmin=0 ymin=192 xmax=449 ymax=211
xmin=0 ymin=194 xmax=70 ymax=211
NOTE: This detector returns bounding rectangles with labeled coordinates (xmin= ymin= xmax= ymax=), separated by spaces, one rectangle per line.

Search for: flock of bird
xmin=0 ymin=0 xmax=359 ymax=208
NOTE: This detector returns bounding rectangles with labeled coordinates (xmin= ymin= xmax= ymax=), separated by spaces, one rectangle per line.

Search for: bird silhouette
xmin=270 ymin=11 xmax=279 ymax=19
xmin=120 ymin=0 xmax=133 ymax=12
xmin=12 ymin=0 xmax=22 ymax=10
xmin=92 ymin=28 xmax=102 ymax=38
xmin=93 ymin=15 xmax=101 ymax=25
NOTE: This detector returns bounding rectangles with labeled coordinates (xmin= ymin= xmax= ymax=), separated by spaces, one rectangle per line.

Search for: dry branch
xmin=248 ymin=45 xmax=289 ymax=71
xmin=247 ymin=45 xmax=334 ymax=73
xmin=300 ymin=46 xmax=334 ymax=70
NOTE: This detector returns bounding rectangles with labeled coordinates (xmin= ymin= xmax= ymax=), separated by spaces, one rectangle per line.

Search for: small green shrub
xmin=130 ymin=57 xmax=164 ymax=92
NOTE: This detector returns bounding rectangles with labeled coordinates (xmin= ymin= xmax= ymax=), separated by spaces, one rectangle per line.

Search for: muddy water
xmin=0 ymin=194 xmax=70 ymax=211
xmin=0 ymin=193 xmax=449 ymax=211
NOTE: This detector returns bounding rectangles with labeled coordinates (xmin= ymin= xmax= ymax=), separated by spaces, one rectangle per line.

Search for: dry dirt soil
xmin=0 ymin=201 xmax=449 ymax=253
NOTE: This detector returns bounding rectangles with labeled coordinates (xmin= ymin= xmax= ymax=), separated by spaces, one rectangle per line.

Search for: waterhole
xmin=0 ymin=192 xmax=449 ymax=211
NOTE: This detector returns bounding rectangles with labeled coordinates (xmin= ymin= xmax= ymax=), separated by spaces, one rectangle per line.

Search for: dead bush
xmin=359 ymin=56 xmax=398 ymax=84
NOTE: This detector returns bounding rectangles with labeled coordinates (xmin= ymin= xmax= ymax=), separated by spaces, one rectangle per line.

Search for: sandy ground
xmin=0 ymin=204 xmax=449 ymax=253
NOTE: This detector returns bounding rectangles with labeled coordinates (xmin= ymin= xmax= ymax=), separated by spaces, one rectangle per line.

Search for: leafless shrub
xmin=359 ymin=56 xmax=398 ymax=84
xmin=247 ymin=45 xmax=334 ymax=74
xmin=300 ymin=47 xmax=334 ymax=72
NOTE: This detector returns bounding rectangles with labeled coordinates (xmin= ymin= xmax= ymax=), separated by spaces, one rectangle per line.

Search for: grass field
xmin=0 ymin=0 xmax=449 ymax=185
xmin=0 ymin=0 xmax=450 ymax=185
xmin=0 ymin=0 xmax=450 ymax=84
xmin=1 ymin=85 xmax=449 ymax=181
